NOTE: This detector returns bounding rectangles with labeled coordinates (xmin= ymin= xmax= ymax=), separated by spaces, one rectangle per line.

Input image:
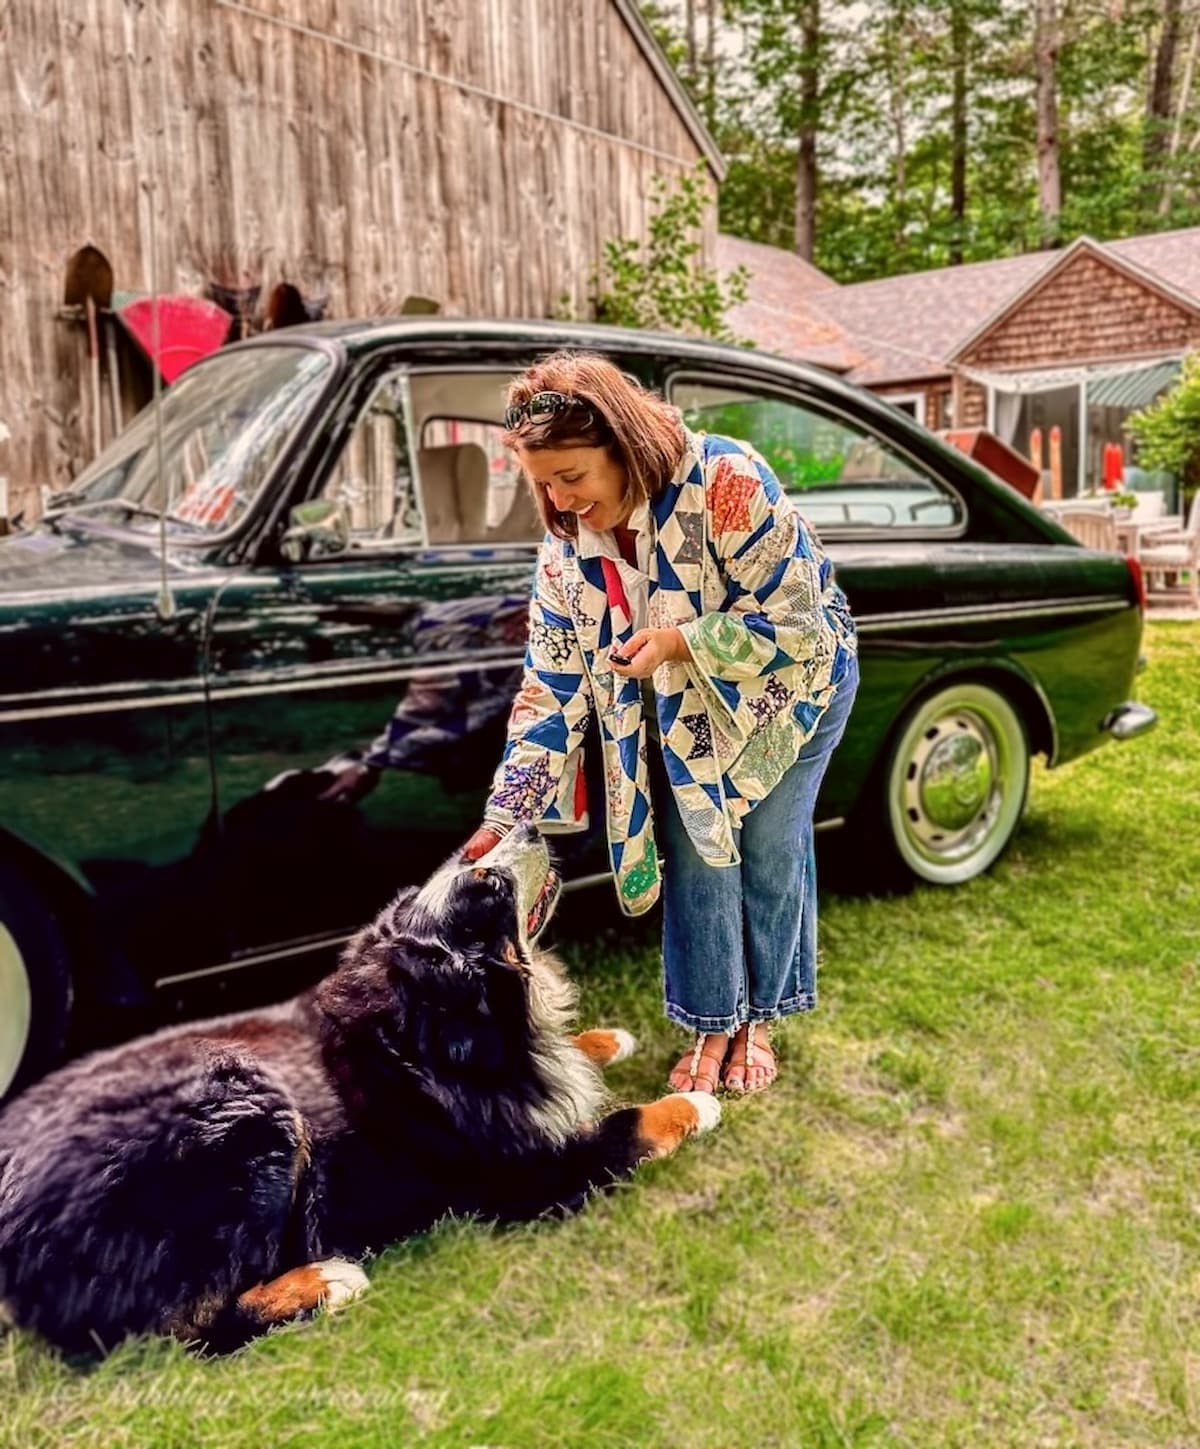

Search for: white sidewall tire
xmin=0 ymin=865 xmax=74 ymax=1102
xmin=0 ymin=920 xmax=32 ymax=1098
xmin=885 ymin=682 xmax=1029 ymax=886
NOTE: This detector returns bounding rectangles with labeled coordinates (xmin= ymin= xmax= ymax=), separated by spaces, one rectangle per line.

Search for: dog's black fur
xmin=0 ymin=827 xmax=716 ymax=1355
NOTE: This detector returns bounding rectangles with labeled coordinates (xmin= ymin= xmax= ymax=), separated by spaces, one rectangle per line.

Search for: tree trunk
xmin=685 ymin=0 xmax=697 ymax=86
xmin=794 ymin=0 xmax=820 ymax=262
xmin=1147 ymin=0 xmax=1185 ymax=215
xmin=888 ymin=15 xmax=908 ymax=249
xmin=704 ymin=0 xmax=717 ymax=131
xmin=1034 ymin=0 xmax=1061 ymax=248
xmin=950 ymin=0 xmax=968 ymax=264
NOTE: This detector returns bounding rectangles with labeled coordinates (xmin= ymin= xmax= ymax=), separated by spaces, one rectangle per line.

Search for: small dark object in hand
xmin=610 ymin=651 xmax=631 ymax=666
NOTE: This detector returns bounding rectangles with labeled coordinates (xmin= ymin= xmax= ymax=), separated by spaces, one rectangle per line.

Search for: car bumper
xmin=1101 ymin=702 xmax=1158 ymax=740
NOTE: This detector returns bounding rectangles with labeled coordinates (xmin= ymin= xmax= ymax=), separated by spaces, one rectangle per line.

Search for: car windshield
xmin=57 ymin=345 xmax=332 ymax=535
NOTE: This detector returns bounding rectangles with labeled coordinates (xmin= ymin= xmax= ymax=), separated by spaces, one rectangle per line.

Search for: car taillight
xmin=1125 ymin=555 xmax=1146 ymax=612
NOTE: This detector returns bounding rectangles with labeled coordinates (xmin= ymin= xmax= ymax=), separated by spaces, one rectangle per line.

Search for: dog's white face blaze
xmin=402 ymin=828 xmax=598 ymax=1143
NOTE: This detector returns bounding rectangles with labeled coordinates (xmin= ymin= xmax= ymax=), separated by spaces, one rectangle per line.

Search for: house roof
xmin=718 ymin=234 xmax=946 ymax=383
xmin=720 ymin=224 xmax=1200 ymax=386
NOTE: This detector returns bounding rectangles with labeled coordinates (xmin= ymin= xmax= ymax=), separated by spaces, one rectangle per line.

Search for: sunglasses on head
xmin=504 ymin=391 xmax=595 ymax=431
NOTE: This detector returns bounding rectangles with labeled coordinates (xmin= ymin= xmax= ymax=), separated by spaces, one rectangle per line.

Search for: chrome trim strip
xmin=0 ymin=691 xmax=210 ymax=724
xmin=560 ymin=871 xmax=614 ymax=893
xmin=854 ymin=597 xmax=1126 ymax=631
xmin=2 ymin=599 xmax=1129 ymax=725
xmin=0 ymin=654 xmax=524 ymax=724
xmin=0 ymin=676 xmax=207 ymax=707
xmin=154 ymin=931 xmax=352 ymax=988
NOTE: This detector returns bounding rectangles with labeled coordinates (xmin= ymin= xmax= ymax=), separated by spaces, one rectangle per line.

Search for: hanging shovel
xmin=63 ymin=245 xmax=115 ymax=456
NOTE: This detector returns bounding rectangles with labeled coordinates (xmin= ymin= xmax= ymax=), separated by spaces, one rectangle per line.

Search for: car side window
xmin=670 ymin=378 xmax=964 ymax=533
xmin=319 ymin=373 xmax=421 ymax=546
xmin=419 ymin=417 xmax=541 ymax=545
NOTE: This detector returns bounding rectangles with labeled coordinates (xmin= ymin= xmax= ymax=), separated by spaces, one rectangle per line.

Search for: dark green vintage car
xmin=0 ymin=320 xmax=1155 ymax=1097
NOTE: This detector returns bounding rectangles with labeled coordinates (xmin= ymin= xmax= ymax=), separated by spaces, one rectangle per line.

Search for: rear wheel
xmin=883 ymin=682 xmax=1029 ymax=886
xmin=0 ymin=863 xmax=74 ymax=1100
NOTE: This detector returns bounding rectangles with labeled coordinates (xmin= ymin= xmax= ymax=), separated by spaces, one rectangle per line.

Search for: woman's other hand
xmin=462 ymin=826 xmax=505 ymax=861
xmin=609 ymin=627 xmax=688 ymax=679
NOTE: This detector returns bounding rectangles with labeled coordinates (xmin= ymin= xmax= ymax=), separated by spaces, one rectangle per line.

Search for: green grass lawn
xmin=3 ymin=623 xmax=1197 ymax=1449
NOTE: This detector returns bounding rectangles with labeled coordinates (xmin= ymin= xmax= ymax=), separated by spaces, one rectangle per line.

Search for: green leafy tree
xmin=1126 ymin=353 xmax=1200 ymax=500
xmin=588 ymin=166 xmax=750 ymax=342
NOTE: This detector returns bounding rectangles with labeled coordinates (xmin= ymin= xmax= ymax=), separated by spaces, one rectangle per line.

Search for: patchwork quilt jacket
xmin=483 ymin=428 xmax=858 ymax=915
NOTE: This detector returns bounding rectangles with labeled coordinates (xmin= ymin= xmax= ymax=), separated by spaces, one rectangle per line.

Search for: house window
xmin=884 ymin=391 xmax=927 ymax=427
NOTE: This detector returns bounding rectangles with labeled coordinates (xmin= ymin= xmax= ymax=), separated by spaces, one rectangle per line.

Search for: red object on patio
xmin=1102 ymin=442 xmax=1125 ymax=491
xmin=115 ymin=295 xmax=232 ymax=383
xmin=938 ymin=429 xmax=1040 ymax=499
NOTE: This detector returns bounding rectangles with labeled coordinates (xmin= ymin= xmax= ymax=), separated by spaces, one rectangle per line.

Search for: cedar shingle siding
xmin=961 ymin=253 xmax=1200 ymax=370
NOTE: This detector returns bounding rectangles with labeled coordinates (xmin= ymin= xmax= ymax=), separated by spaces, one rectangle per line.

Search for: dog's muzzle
xmin=478 ymin=824 xmax=561 ymax=941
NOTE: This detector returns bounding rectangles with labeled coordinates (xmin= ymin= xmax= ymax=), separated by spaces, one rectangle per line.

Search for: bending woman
xmin=463 ymin=353 xmax=858 ymax=1095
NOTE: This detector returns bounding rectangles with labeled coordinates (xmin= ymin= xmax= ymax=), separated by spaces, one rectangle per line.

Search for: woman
xmin=463 ymin=353 xmax=858 ymax=1095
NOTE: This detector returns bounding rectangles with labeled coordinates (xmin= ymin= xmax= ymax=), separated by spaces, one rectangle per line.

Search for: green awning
xmin=1087 ymin=359 xmax=1181 ymax=409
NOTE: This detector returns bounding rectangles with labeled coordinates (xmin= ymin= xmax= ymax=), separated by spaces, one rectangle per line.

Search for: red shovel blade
xmin=117 ymin=296 xmax=232 ymax=383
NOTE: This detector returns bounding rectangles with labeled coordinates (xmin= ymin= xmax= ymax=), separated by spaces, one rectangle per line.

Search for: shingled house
xmin=0 ymin=0 xmax=722 ymax=523
xmin=720 ymin=228 xmax=1200 ymax=498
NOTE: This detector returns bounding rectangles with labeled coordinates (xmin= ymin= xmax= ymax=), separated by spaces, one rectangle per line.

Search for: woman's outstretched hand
xmin=461 ymin=826 xmax=504 ymax=861
xmin=608 ymin=627 xmax=688 ymax=679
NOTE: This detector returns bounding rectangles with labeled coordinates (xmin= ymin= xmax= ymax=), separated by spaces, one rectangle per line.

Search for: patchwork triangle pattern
xmin=484 ymin=427 xmax=857 ymax=915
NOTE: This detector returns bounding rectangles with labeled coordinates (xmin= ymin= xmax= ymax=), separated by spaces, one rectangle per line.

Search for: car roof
xmin=235 ymin=316 xmax=913 ymax=431
xmin=244 ymin=316 xmax=838 ymax=384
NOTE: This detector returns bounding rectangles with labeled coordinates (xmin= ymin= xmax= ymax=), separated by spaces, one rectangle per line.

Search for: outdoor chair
xmin=1137 ymin=491 xmax=1200 ymax=608
xmin=1128 ymin=490 xmax=1166 ymax=523
xmin=1054 ymin=506 xmax=1118 ymax=551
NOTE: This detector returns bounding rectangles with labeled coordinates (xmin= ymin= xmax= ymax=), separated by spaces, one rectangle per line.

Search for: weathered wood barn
xmin=0 ymin=0 xmax=723 ymax=522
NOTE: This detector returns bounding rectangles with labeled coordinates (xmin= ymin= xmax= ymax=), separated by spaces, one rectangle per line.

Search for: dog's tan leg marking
xmin=636 ymin=1092 xmax=721 ymax=1158
xmin=237 ymin=1259 xmax=368 ymax=1325
xmin=571 ymin=1029 xmax=636 ymax=1066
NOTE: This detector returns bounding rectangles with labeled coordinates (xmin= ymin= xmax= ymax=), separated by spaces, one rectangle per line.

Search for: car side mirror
xmin=280 ymin=498 xmax=351 ymax=562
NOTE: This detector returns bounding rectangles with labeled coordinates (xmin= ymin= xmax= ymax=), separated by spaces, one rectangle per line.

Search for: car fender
xmin=888 ymin=655 xmax=1056 ymax=763
xmin=0 ymin=825 xmax=148 ymax=1010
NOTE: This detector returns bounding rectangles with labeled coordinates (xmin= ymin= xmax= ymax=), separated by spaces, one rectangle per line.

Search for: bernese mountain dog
xmin=0 ymin=824 xmax=719 ymax=1355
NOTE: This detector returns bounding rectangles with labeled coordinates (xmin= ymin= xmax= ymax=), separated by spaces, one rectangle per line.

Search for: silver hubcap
xmin=889 ymin=686 xmax=1028 ymax=885
xmin=0 ymin=921 xmax=32 ymax=1096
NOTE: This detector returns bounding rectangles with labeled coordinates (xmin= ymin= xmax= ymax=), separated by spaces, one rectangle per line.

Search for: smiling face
xmin=514 ymin=443 xmax=632 ymax=534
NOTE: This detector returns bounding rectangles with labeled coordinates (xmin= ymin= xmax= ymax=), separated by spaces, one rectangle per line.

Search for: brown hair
xmin=501 ymin=351 xmax=685 ymax=540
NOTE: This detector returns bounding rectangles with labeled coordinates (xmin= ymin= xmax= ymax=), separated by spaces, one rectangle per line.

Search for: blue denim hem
xmin=664 ymin=991 xmax=817 ymax=1034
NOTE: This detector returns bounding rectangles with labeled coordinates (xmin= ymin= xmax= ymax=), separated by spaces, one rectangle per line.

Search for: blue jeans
xmin=652 ymin=657 xmax=859 ymax=1033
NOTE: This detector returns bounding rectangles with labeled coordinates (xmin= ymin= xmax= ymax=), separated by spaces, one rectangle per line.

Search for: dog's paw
xmin=313 ymin=1259 xmax=370 ymax=1312
xmin=672 ymin=1090 xmax=722 ymax=1134
xmin=571 ymin=1028 xmax=637 ymax=1066
xmin=606 ymin=1028 xmax=637 ymax=1062
xmin=637 ymin=1091 xmax=722 ymax=1157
